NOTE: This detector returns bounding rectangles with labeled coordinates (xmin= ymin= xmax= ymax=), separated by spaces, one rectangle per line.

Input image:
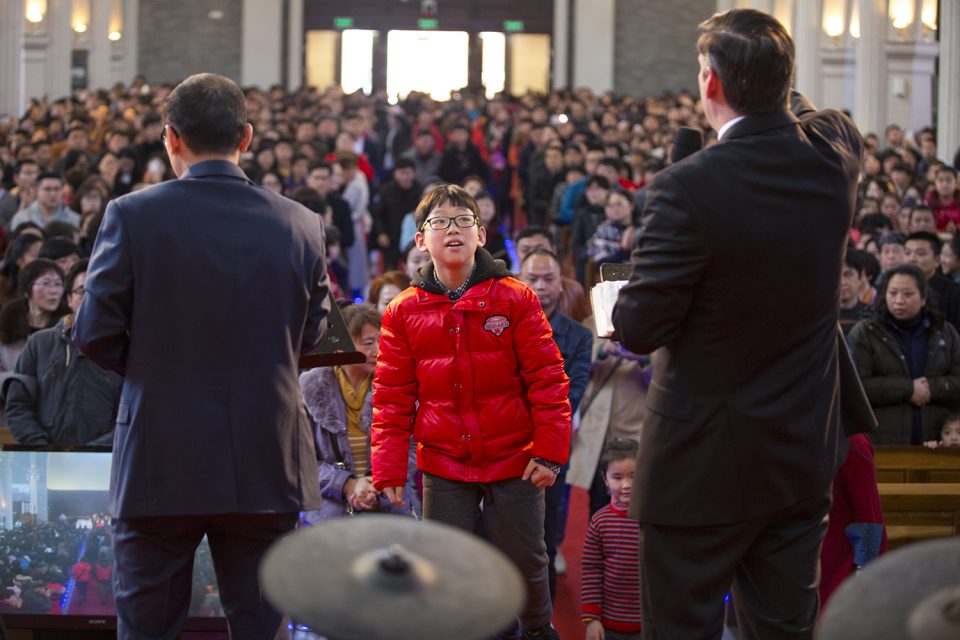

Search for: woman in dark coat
xmin=849 ymin=263 xmax=960 ymax=444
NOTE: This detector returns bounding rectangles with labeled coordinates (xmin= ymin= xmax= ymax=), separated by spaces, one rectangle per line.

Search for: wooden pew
xmin=874 ymin=446 xmax=960 ymax=483
xmin=878 ymin=482 xmax=960 ymax=549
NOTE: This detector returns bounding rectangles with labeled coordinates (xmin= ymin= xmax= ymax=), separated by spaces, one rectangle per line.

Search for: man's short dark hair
xmin=585 ymin=175 xmax=611 ymax=190
xmin=14 ymin=159 xmax=38 ymax=173
xmin=909 ymin=205 xmax=935 ymax=224
xmin=515 ymin=225 xmax=555 ymax=247
xmin=163 ymin=73 xmax=247 ymax=155
xmin=877 ymin=231 xmax=906 ymax=249
xmin=697 ymin=9 xmax=794 ymax=115
xmin=394 ymin=157 xmax=416 ymax=172
xmin=37 ymin=171 xmax=63 ymax=184
xmin=858 ymin=212 xmax=891 ymax=235
xmin=844 ymin=249 xmax=870 ymax=276
xmin=39 ymin=238 xmax=80 ymax=262
xmin=308 ymin=160 xmax=332 ymax=174
xmin=65 ymin=258 xmax=89 ymax=293
xmin=891 ymin=162 xmax=913 ymax=176
xmin=936 ymin=165 xmax=958 ymax=179
xmin=520 ymin=248 xmax=561 ymax=269
xmin=906 ymin=230 xmax=942 ymax=255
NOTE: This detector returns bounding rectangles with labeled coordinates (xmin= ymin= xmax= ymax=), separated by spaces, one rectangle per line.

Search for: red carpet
xmin=554 ymin=486 xmax=591 ymax=639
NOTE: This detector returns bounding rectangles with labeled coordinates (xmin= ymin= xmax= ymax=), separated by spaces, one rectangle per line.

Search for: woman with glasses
xmin=0 ymin=259 xmax=68 ymax=425
xmin=5 ymin=259 xmax=122 ymax=445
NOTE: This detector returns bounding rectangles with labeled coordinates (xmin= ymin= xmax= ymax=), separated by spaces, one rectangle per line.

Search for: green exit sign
xmin=418 ymin=18 xmax=439 ymax=29
xmin=332 ymin=16 xmax=354 ymax=29
xmin=503 ymin=20 xmax=525 ymax=32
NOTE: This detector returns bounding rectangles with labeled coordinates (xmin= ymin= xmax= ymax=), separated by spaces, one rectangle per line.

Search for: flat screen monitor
xmin=0 ymin=447 xmax=226 ymax=633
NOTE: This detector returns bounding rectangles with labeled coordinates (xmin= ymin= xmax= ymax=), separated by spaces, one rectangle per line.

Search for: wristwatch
xmin=532 ymin=457 xmax=561 ymax=475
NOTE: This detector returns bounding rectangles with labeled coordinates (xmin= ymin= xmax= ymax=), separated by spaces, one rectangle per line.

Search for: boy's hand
xmin=523 ymin=460 xmax=558 ymax=488
xmin=383 ymin=486 xmax=406 ymax=506
xmin=585 ymin=619 xmax=605 ymax=640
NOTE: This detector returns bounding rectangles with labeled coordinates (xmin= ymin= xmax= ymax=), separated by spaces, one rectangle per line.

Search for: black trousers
xmin=112 ymin=512 xmax=298 ymax=640
xmin=640 ymin=493 xmax=831 ymax=640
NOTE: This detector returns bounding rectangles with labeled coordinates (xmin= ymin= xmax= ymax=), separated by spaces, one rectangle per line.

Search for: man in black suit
xmin=612 ymin=10 xmax=863 ymax=639
xmin=74 ymin=73 xmax=330 ymax=640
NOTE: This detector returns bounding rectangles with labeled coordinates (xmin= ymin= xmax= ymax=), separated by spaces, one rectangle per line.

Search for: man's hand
xmin=911 ymin=377 xmax=931 ymax=406
xmin=377 ymin=233 xmax=391 ymax=249
xmin=585 ymin=619 xmax=605 ymax=640
xmin=523 ymin=459 xmax=558 ymax=488
xmin=383 ymin=486 xmax=405 ymax=506
xmin=18 ymin=185 xmax=35 ymax=211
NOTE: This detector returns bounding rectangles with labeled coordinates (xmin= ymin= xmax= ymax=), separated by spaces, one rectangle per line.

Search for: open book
xmin=591 ymin=263 xmax=632 ymax=338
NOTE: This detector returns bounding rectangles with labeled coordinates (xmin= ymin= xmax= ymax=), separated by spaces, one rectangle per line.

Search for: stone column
xmin=794 ymin=0 xmax=824 ymax=104
xmin=242 ymin=0 xmax=282 ymax=88
xmin=572 ymin=0 xmax=614 ymax=93
xmin=552 ymin=0 xmax=569 ymax=89
xmin=88 ymin=0 xmax=112 ymax=90
xmin=937 ymin=0 xmax=960 ymax=162
xmin=121 ymin=0 xmax=139 ymax=82
xmin=853 ymin=0 xmax=888 ymax=136
xmin=45 ymin=0 xmax=72 ymax=100
xmin=0 ymin=0 xmax=26 ymax=116
xmin=286 ymin=0 xmax=304 ymax=89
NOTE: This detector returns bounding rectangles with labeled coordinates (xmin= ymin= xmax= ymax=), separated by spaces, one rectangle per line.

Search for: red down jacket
xmin=371 ymin=274 xmax=571 ymax=490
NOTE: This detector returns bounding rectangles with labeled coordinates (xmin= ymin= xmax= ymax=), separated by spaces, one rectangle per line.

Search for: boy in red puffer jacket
xmin=371 ymin=183 xmax=571 ymax=640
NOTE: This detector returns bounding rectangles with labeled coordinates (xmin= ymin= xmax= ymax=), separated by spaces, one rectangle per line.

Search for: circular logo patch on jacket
xmin=483 ymin=315 xmax=510 ymax=336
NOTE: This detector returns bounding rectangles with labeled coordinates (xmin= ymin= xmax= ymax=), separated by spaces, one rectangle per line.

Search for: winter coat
xmin=371 ymin=248 xmax=571 ymax=490
xmin=4 ymin=316 xmax=121 ymax=445
xmin=300 ymin=366 xmax=419 ymax=522
xmin=849 ymin=314 xmax=960 ymax=444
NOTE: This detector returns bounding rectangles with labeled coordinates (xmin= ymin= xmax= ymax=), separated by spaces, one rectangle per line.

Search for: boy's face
xmin=936 ymin=172 xmax=957 ymax=200
xmin=604 ymin=457 xmax=636 ymax=510
xmin=942 ymin=421 xmax=960 ymax=447
xmin=415 ymin=203 xmax=486 ymax=268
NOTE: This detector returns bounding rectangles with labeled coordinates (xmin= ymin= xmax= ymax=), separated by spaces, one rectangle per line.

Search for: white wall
xmin=241 ymin=0 xmax=282 ymax=88
xmin=572 ymin=0 xmax=614 ymax=92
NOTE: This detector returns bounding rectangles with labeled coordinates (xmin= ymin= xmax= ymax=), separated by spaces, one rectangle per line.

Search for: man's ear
xmin=704 ymin=67 xmax=723 ymax=102
xmin=238 ymin=123 xmax=254 ymax=153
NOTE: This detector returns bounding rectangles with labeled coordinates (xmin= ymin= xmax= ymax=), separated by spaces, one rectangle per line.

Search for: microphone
xmin=670 ymin=127 xmax=704 ymax=164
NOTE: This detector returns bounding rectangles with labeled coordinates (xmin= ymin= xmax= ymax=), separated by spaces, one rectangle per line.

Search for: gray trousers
xmin=423 ymin=473 xmax=552 ymax=630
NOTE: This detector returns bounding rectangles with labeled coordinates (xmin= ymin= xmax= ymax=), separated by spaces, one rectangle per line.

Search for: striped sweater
xmin=581 ymin=502 xmax=643 ymax=632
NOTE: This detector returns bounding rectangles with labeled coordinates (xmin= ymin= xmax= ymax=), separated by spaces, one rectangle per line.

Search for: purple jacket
xmin=300 ymin=367 xmax=419 ymax=522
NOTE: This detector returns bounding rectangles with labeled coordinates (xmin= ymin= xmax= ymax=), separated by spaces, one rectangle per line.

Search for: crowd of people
xmin=0 ymin=70 xmax=959 ymax=638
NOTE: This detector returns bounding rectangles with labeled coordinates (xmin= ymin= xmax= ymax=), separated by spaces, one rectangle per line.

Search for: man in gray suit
xmin=74 ymin=73 xmax=330 ymax=640
xmin=613 ymin=10 xmax=865 ymax=640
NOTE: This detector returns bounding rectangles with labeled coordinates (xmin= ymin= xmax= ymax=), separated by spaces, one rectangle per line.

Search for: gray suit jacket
xmin=74 ymin=160 xmax=330 ymax=518
xmin=613 ymin=94 xmax=870 ymax=526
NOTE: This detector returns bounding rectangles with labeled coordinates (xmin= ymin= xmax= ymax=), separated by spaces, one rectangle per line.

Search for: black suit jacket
xmin=74 ymin=160 xmax=330 ymax=518
xmin=613 ymin=95 xmax=870 ymax=526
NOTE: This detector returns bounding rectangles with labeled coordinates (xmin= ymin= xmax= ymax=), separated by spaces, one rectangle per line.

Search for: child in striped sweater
xmin=581 ymin=438 xmax=642 ymax=640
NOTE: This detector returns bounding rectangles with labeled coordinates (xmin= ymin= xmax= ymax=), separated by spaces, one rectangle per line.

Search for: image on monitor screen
xmin=0 ymin=449 xmax=225 ymax=630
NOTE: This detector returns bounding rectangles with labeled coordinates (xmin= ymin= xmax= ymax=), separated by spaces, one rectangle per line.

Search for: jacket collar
xmin=413 ymin=247 xmax=511 ymax=297
xmin=723 ymin=109 xmax=800 ymax=141
xmin=179 ymin=160 xmax=253 ymax=184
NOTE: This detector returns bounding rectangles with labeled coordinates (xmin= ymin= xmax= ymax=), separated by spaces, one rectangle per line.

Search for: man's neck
xmin=38 ymin=204 xmax=58 ymax=219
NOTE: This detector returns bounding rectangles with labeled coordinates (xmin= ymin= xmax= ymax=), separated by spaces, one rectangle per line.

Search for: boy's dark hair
xmin=340 ymin=303 xmax=382 ymax=340
xmin=858 ymin=212 xmax=891 ymax=234
xmin=44 ymin=220 xmax=79 ymax=240
xmin=599 ymin=438 xmax=639 ymax=477
xmin=414 ymin=183 xmax=479 ymax=230
xmin=697 ymin=9 xmax=794 ymax=115
xmin=936 ymin=165 xmax=958 ymax=179
xmin=39 ymin=238 xmax=79 ymax=262
xmin=37 ymin=171 xmax=63 ymax=184
xmin=844 ymin=249 xmax=870 ymax=276
xmin=906 ymin=230 xmax=942 ymax=255
xmin=65 ymin=258 xmax=89 ymax=295
xmin=394 ymin=157 xmax=416 ymax=172
xmin=909 ymin=205 xmax=935 ymax=223
xmin=163 ymin=73 xmax=247 ymax=155
xmin=585 ymin=175 xmax=611 ymax=191
xmin=877 ymin=231 xmax=906 ymax=250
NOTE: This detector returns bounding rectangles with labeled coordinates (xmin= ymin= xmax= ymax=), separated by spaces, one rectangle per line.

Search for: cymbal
xmin=818 ymin=537 xmax=960 ymax=640
xmin=260 ymin=515 xmax=525 ymax=640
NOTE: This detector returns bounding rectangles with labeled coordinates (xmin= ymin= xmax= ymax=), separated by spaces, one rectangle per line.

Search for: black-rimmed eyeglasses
xmin=421 ymin=214 xmax=480 ymax=231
